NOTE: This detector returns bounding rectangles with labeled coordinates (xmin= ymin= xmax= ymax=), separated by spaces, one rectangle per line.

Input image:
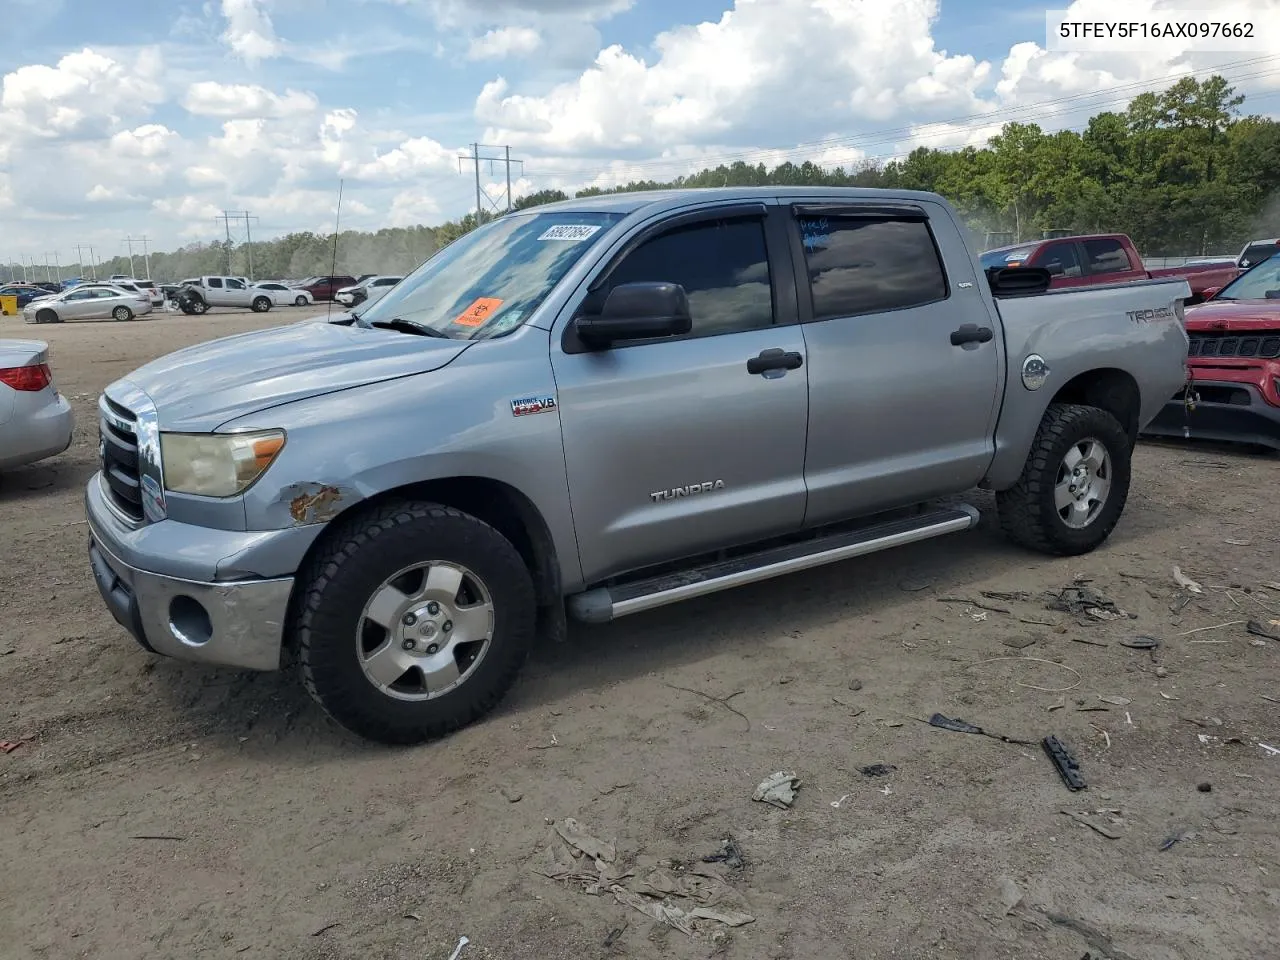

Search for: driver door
xmin=551 ymin=204 xmax=810 ymax=584
xmin=223 ymin=278 xmax=253 ymax=307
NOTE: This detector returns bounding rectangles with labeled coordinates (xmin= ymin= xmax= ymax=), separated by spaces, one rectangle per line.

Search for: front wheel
xmin=295 ymin=501 xmax=536 ymax=744
xmin=294 ymin=295 xmax=308 ymax=307
xmin=34 ymin=308 xmax=60 ymax=324
xmin=187 ymin=298 xmax=208 ymax=315
xmin=997 ymin=403 xmax=1132 ymax=556
xmin=251 ymin=296 xmax=272 ymax=313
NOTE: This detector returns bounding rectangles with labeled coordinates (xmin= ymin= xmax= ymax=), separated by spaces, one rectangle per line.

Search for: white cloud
xmin=220 ymin=0 xmax=282 ymax=62
xmin=184 ymin=81 xmax=318 ymax=118
xmin=86 ymin=184 xmax=145 ymax=203
xmin=1 ymin=0 xmax=1278 ymax=255
xmin=0 ymin=47 xmax=165 ymax=139
xmin=468 ymin=26 xmax=543 ymax=60
xmin=474 ymin=0 xmax=995 ymax=152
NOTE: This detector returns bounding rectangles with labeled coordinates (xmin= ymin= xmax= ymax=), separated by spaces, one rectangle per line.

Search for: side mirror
xmin=574 ymin=281 xmax=692 ymax=345
xmin=1200 ymin=286 xmax=1222 ymax=300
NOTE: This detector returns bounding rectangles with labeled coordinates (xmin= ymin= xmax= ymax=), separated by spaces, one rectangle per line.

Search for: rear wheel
xmin=296 ymin=501 xmax=536 ymax=744
xmin=294 ymin=295 xmax=308 ymax=307
xmin=111 ymin=305 xmax=133 ymax=322
xmin=997 ymin=403 xmax=1131 ymax=556
xmin=34 ymin=308 xmax=59 ymax=324
xmin=251 ymin=296 xmax=272 ymax=313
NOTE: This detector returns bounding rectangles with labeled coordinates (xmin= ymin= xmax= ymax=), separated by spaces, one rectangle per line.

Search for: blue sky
xmin=2 ymin=0 xmax=1278 ymax=263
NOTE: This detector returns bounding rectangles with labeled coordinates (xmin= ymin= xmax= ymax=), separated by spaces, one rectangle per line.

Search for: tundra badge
xmin=650 ymin=480 xmax=725 ymax=503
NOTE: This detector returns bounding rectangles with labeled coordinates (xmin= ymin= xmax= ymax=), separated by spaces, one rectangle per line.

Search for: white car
xmin=252 ymin=282 xmax=315 ymax=307
xmin=334 ymin=275 xmax=403 ymax=308
xmin=0 ymin=339 xmax=74 ymax=471
xmin=109 ymin=279 xmax=164 ymax=308
xmin=23 ymin=284 xmax=153 ymax=323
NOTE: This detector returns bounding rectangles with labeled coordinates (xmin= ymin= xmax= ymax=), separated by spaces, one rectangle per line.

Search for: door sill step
xmin=567 ymin=503 xmax=980 ymax=624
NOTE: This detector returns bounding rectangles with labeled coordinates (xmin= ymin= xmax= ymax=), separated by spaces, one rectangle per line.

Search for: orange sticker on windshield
xmin=452 ymin=297 xmax=504 ymax=327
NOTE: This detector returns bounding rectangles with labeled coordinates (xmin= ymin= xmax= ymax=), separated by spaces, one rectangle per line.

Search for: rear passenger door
xmin=788 ymin=201 xmax=1003 ymax=526
xmin=552 ymin=204 xmax=810 ymax=583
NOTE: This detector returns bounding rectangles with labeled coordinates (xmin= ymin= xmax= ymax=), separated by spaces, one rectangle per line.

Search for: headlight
xmin=161 ymin=429 xmax=285 ymax=497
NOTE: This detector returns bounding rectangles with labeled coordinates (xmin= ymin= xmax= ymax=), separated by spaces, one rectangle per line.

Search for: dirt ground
xmin=2 ymin=309 xmax=1278 ymax=960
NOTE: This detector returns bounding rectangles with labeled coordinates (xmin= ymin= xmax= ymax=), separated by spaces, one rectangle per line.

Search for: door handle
xmin=747 ymin=348 xmax=804 ymax=375
xmin=950 ymin=324 xmax=993 ymax=346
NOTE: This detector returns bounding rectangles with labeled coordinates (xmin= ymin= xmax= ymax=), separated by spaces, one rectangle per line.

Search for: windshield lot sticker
xmin=538 ymin=224 xmax=602 ymax=241
xmin=511 ymin=395 xmax=557 ymax=417
xmin=452 ymin=297 xmax=504 ymax=327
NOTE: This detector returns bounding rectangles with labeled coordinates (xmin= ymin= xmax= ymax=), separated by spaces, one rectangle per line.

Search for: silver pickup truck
xmin=85 ymin=188 xmax=1191 ymax=744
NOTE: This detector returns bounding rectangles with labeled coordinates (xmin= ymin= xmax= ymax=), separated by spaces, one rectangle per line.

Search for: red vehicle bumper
xmin=1143 ymin=361 xmax=1280 ymax=451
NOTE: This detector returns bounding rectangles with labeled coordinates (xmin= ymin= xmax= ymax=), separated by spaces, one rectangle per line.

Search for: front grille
xmin=99 ymin=399 xmax=144 ymax=522
xmin=1188 ymin=331 xmax=1280 ymax=359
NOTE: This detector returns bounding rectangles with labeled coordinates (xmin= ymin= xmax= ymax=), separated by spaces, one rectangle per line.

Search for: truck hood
xmin=1185 ymin=299 xmax=1280 ymax=332
xmin=112 ymin=320 xmax=472 ymax=432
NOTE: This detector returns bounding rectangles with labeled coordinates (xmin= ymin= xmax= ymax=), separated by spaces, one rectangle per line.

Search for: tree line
xmin=76 ymin=75 xmax=1279 ymax=282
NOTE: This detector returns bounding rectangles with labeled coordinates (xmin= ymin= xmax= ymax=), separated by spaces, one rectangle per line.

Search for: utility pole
xmin=42 ymin=255 xmax=52 ymax=282
xmin=216 ymin=211 xmax=234 ymax=273
xmin=75 ymin=244 xmax=97 ymax=279
xmin=122 ymin=237 xmax=137 ymax=278
xmin=52 ymin=251 xmax=61 ymax=283
xmin=214 ymin=212 xmax=257 ymax=277
xmin=140 ymin=237 xmax=151 ymax=280
xmin=458 ymin=143 xmax=522 ymax=226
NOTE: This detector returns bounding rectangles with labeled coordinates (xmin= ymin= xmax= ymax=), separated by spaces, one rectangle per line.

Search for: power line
xmin=458 ymin=143 xmax=523 ymax=221
xmin=74 ymin=244 xmax=97 ymax=280
xmin=123 ymin=236 xmax=153 ymax=280
xmin=213 ymin=211 xmax=259 ymax=278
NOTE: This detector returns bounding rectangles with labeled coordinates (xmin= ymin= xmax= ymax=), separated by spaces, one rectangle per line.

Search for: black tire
xmin=188 ymin=298 xmax=208 ymax=315
xmin=296 ymin=501 xmax=536 ymax=744
xmin=294 ymin=295 xmax=308 ymax=307
xmin=34 ymin=308 xmax=59 ymax=324
xmin=251 ymin=296 xmax=272 ymax=313
xmin=112 ymin=305 xmax=133 ymax=322
xmin=997 ymin=403 xmax=1132 ymax=556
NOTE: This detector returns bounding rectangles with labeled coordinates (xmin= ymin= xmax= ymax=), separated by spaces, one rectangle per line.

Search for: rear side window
xmin=1240 ymin=243 xmax=1278 ymax=268
xmin=797 ymin=216 xmax=947 ymax=319
xmin=1037 ymin=242 xmax=1083 ymax=278
xmin=1083 ymin=238 xmax=1131 ymax=276
xmin=207 ymin=278 xmax=224 ymax=288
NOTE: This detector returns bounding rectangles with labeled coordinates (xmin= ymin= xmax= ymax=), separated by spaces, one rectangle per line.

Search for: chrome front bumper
xmin=85 ymin=476 xmax=302 ymax=671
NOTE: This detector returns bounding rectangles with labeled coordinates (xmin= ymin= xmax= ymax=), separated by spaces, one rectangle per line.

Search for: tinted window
xmin=598 ymin=217 xmax=774 ymax=339
xmin=1038 ymin=242 xmax=1083 ymax=278
xmin=799 ymin=217 xmax=946 ymax=319
xmin=1240 ymin=244 xmax=1278 ymax=268
xmin=227 ymin=279 xmax=245 ymax=289
xmin=207 ymin=278 xmax=223 ymax=288
xmin=1083 ymin=238 xmax=1132 ymax=275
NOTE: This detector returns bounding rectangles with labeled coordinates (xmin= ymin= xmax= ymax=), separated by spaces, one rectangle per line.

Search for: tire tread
xmin=295 ymin=500 xmax=534 ymax=744
xmin=997 ymin=402 xmax=1131 ymax=556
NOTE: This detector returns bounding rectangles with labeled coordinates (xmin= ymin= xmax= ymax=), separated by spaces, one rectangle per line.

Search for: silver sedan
xmin=23 ymin=284 xmax=153 ymax=324
xmin=0 ymin=339 xmax=74 ymax=470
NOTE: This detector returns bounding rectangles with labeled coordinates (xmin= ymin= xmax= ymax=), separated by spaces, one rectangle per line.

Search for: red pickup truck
xmin=980 ymin=233 xmax=1242 ymax=304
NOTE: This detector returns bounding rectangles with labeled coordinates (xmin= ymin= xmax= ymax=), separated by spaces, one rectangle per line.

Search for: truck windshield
xmin=980 ymin=248 xmax=1033 ymax=270
xmin=1213 ymin=254 xmax=1280 ymax=301
xmin=359 ymin=210 xmax=626 ymax=338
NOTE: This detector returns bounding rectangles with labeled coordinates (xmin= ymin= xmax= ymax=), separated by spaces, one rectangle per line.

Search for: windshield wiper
xmin=369 ymin=317 xmax=453 ymax=339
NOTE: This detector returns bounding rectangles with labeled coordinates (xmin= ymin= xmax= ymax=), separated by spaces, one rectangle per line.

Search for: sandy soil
xmin=1 ymin=309 xmax=1278 ymax=960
